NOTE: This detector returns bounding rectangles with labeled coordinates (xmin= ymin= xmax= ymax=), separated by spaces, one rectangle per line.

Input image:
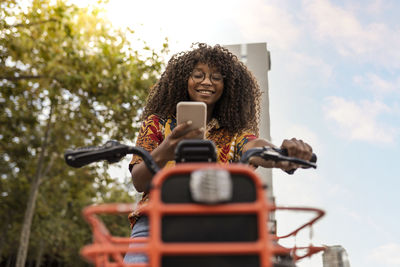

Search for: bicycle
xmin=65 ymin=139 xmax=326 ymax=267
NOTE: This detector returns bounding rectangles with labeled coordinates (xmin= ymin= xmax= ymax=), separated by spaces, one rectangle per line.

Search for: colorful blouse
xmin=128 ymin=114 xmax=257 ymax=227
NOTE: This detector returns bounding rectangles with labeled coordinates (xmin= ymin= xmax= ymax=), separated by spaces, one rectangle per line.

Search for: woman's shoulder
xmin=143 ymin=114 xmax=161 ymax=122
xmin=142 ymin=114 xmax=175 ymax=128
xmin=142 ymin=114 xmax=163 ymax=124
xmin=236 ymin=129 xmax=258 ymax=142
xmin=209 ymin=119 xmax=256 ymax=138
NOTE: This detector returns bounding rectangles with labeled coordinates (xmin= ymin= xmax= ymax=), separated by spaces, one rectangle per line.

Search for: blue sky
xmin=94 ymin=0 xmax=400 ymax=266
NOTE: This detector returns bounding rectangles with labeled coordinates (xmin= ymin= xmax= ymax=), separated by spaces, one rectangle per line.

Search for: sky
xmin=82 ymin=0 xmax=400 ymax=266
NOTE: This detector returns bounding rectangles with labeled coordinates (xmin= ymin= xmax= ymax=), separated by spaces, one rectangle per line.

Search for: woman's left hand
xmin=244 ymin=138 xmax=313 ymax=173
xmin=277 ymin=138 xmax=313 ymax=172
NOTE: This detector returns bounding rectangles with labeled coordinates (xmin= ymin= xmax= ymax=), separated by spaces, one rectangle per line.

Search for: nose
xmin=201 ymin=74 xmax=213 ymax=85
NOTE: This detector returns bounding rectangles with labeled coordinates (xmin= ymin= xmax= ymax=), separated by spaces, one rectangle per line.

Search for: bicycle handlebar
xmin=64 ymin=140 xmax=160 ymax=174
xmin=64 ymin=141 xmax=317 ymax=174
xmin=240 ymin=147 xmax=317 ymax=169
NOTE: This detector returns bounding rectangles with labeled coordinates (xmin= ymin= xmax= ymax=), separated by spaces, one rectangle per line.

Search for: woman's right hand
xmin=131 ymin=120 xmax=204 ymax=193
xmin=151 ymin=120 xmax=204 ymax=167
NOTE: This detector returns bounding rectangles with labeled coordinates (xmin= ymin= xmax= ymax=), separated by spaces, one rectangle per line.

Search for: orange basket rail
xmin=271 ymin=206 xmax=326 ymax=261
xmin=81 ymin=163 xmax=325 ymax=267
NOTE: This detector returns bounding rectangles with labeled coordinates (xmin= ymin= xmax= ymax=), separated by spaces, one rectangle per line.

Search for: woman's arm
xmin=131 ymin=121 xmax=204 ymax=192
xmin=243 ymin=138 xmax=313 ymax=171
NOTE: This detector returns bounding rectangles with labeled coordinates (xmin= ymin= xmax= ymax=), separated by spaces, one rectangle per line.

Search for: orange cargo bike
xmin=65 ymin=139 xmax=325 ymax=267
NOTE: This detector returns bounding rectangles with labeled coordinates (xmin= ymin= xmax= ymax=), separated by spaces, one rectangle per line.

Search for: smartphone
xmin=177 ymin=101 xmax=207 ymax=139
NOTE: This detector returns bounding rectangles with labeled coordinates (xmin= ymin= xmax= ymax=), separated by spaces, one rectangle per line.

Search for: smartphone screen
xmin=177 ymin=101 xmax=207 ymax=139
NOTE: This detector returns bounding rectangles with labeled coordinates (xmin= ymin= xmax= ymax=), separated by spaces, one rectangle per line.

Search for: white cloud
xmin=275 ymin=52 xmax=334 ymax=85
xmin=303 ymin=0 xmax=374 ymax=55
xmin=343 ymin=208 xmax=392 ymax=240
xmin=302 ymin=0 xmax=400 ymax=67
xmin=370 ymin=243 xmax=400 ymax=266
xmin=365 ymin=0 xmax=386 ymax=16
xmin=234 ymin=0 xmax=301 ymax=50
xmin=353 ymin=73 xmax=400 ymax=96
xmin=103 ymin=0 xmax=244 ymax=54
xmin=324 ymin=96 xmax=397 ymax=144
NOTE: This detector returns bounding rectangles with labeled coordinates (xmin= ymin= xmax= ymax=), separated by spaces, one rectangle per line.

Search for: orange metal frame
xmin=81 ymin=163 xmax=325 ymax=267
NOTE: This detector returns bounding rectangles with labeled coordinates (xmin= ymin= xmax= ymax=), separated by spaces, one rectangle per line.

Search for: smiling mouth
xmin=196 ymin=89 xmax=214 ymax=95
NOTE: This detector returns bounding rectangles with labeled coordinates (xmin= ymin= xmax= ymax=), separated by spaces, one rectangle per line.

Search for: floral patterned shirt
xmin=128 ymin=114 xmax=257 ymax=228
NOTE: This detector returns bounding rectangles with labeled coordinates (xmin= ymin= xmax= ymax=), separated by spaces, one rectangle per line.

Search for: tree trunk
xmin=35 ymin=239 xmax=45 ymax=267
xmin=0 ymin=224 xmax=6 ymax=260
xmin=15 ymin=169 xmax=44 ymax=267
xmin=15 ymin=106 xmax=53 ymax=267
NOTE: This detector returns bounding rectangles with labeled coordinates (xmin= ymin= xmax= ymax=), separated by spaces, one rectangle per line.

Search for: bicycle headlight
xmin=189 ymin=168 xmax=233 ymax=204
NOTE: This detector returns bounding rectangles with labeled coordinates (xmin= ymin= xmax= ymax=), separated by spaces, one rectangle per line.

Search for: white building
xmin=322 ymin=245 xmax=351 ymax=267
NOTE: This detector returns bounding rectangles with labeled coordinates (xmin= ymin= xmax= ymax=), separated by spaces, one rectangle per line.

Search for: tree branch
xmin=3 ymin=18 xmax=59 ymax=29
xmin=39 ymin=154 xmax=55 ymax=186
xmin=0 ymin=75 xmax=45 ymax=81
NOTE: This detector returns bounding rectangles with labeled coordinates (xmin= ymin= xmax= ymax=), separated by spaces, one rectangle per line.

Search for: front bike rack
xmin=80 ymin=164 xmax=325 ymax=267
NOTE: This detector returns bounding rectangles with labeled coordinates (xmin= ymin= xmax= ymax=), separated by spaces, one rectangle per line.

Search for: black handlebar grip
xmin=64 ymin=140 xmax=127 ymax=168
xmin=274 ymin=148 xmax=317 ymax=163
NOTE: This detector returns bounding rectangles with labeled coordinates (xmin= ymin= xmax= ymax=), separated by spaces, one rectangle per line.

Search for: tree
xmin=0 ymin=0 xmax=166 ymax=265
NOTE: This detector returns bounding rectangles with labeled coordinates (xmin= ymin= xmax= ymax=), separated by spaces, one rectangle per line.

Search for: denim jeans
xmin=123 ymin=216 xmax=149 ymax=263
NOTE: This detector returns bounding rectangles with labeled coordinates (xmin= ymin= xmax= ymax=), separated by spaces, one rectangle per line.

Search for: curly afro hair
xmin=141 ymin=43 xmax=262 ymax=135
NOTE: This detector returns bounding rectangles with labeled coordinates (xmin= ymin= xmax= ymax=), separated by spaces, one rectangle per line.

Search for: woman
xmin=124 ymin=43 xmax=312 ymax=263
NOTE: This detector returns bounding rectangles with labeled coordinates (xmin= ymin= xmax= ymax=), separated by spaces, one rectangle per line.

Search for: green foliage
xmin=0 ymin=0 xmax=167 ymax=265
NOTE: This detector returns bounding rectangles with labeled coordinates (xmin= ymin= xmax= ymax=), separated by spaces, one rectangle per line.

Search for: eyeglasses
xmin=190 ymin=69 xmax=224 ymax=84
